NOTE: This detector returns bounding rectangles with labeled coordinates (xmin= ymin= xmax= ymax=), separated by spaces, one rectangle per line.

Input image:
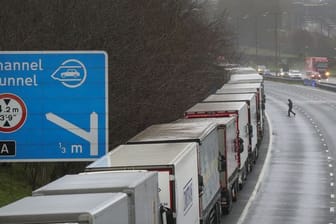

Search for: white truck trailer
xmin=203 ymin=94 xmax=259 ymax=163
xmin=174 ymin=118 xmax=239 ymax=214
xmin=32 ymin=170 xmax=160 ymax=224
xmin=0 ymin=193 xmax=129 ymax=224
xmin=86 ymin=142 xmax=202 ymax=224
xmin=228 ymin=74 xmax=263 ymax=84
xmin=217 ymin=83 xmax=265 ymax=141
xmin=184 ymin=102 xmax=250 ymax=189
xmin=124 ymin=122 xmax=221 ymax=224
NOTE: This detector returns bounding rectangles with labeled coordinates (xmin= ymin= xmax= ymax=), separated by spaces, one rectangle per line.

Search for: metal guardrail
xmin=316 ymin=82 xmax=336 ymax=92
xmin=263 ymin=75 xmax=304 ymax=84
xmin=263 ymin=75 xmax=336 ymax=92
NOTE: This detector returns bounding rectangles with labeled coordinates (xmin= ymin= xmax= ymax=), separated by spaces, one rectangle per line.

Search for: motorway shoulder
xmin=221 ymin=112 xmax=271 ymax=224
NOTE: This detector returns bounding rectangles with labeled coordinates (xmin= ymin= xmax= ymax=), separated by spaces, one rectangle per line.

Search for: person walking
xmin=288 ymin=99 xmax=296 ymax=117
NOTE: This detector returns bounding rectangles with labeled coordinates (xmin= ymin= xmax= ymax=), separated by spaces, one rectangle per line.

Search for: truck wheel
xmin=221 ymin=190 xmax=232 ymax=215
xmin=232 ymin=181 xmax=238 ymax=201
xmin=246 ymin=159 xmax=253 ymax=172
xmin=254 ymin=147 xmax=259 ymax=162
xmin=248 ymin=159 xmax=253 ymax=173
xmin=239 ymin=165 xmax=248 ymax=190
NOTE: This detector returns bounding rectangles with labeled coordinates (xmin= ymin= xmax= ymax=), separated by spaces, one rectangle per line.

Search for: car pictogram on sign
xmin=61 ymin=68 xmax=80 ymax=78
xmin=51 ymin=59 xmax=87 ymax=88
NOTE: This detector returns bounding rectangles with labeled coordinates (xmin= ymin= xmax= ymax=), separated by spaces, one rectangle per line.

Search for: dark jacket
xmin=288 ymin=99 xmax=293 ymax=109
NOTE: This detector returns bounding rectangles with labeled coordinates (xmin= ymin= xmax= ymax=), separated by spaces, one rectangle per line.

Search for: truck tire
xmin=221 ymin=189 xmax=232 ymax=215
xmin=247 ymin=159 xmax=253 ymax=173
xmin=254 ymin=147 xmax=259 ymax=163
xmin=239 ymin=165 xmax=248 ymax=190
xmin=232 ymin=181 xmax=239 ymax=201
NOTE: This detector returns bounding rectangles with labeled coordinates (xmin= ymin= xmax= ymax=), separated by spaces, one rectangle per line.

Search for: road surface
xmin=222 ymin=80 xmax=336 ymax=223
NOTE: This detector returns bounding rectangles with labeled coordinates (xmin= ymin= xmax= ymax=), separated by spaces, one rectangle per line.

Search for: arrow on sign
xmin=46 ymin=112 xmax=98 ymax=156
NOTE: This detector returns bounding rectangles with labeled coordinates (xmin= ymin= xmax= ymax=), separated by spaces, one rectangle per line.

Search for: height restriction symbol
xmin=0 ymin=93 xmax=27 ymax=133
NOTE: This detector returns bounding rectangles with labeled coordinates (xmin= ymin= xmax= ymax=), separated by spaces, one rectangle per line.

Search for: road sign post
xmin=0 ymin=51 xmax=108 ymax=161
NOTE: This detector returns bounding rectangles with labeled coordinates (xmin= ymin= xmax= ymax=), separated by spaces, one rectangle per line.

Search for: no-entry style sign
xmin=0 ymin=51 xmax=108 ymax=162
xmin=0 ymin=93 xmax=27 ymax=133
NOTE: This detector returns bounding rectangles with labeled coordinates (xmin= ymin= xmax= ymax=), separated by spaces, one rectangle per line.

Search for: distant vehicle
xmin=306 ymin=71 xmax=321 ymax=80
xmin=263 ymin=69 xmax=272 ymax=76
xmin=61 ymin=68 xmax=80 ymax=78
xmin=279 ymin=71 xmax=285 ymax=77
xmin=279 ymin=67 xmax=289 ymax=77
xmin=305 ymin=57 xmax=330 ymax=80
xmin=286 ymin=70 xmax=303 ymax=79
xmin=257 ymin=65 xmax=266 ymax=75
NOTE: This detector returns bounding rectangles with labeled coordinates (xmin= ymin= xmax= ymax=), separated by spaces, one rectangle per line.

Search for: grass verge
xmin=0 ymin=165 xmax=31 ymax=207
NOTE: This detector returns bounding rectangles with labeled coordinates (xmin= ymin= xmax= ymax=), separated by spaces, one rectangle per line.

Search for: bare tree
xmin=0 ymin=0 xmax=237 ymax=190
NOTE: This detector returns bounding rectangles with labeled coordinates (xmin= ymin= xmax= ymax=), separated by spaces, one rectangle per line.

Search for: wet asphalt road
xmin=222 ymin=81 xmax=336 ymax=224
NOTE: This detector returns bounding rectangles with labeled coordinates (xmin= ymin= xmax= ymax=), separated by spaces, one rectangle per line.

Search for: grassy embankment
xmin=0 ymin=165 xmax=31 ymax=207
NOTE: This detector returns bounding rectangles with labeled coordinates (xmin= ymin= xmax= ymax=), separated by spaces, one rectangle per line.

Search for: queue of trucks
xmin=0 ymin=66 xmax=266 ymax=224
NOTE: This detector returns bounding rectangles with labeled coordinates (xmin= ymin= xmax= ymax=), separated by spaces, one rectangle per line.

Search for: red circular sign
xmin=0 ymin=93 xmax=27 ymax=133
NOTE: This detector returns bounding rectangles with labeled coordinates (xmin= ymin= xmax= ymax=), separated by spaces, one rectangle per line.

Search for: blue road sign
xmin=0 ymin=51 xmax=108 ymax=161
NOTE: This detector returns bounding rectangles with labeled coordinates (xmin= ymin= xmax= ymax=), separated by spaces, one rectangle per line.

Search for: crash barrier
xmin=316 ymin=81 xmax=336 ymax=92
xmin=263 ymin=75 xmax=304 ymax=85
xmin=264 ymin=75 xmax=336 ymax=92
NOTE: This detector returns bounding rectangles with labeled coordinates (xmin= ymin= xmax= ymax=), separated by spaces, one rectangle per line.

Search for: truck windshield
xmin=315 ymin=62 xmax=328 ymax=69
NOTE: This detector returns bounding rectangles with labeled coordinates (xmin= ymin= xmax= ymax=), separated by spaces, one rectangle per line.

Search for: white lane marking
xmin=237 ymin=112 xmax=273 ymax=224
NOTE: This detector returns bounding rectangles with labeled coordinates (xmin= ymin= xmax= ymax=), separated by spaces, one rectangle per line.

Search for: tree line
xmin=0 ymin=0 xmax=238 ymax=191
